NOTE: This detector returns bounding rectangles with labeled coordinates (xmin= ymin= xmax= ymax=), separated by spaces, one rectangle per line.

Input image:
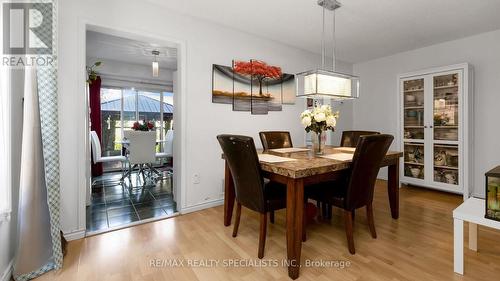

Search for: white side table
xmin=453 ymin=197 xmax=500 ymax=274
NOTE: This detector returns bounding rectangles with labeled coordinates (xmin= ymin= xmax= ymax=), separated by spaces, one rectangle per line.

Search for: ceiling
xmin=146 ymin=0 xmax=500 ymax=63
xmin=86 ymin=30 xmax=178 ymax=69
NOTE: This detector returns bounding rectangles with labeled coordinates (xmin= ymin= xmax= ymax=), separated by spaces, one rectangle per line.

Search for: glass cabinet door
xmin=403 ymin=78 xmax=425 ymax=180
xmin=432 ymin=73 xmax=460 ymax=186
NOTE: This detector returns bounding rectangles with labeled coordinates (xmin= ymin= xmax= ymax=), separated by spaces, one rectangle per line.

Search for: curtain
xmin=12 ymin=2 xmax=63 ymax=280
xmin=89 ymin=76 xmax=103 ymax=176
xmin=13 ymin=68 xmax=61 ymax=280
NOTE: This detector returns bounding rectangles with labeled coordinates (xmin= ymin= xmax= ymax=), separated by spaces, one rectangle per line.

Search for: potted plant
xmin=300 ymin=104 xmax=339 ymax=155
xmin=86 ymin=61 xmax=102 ymax=84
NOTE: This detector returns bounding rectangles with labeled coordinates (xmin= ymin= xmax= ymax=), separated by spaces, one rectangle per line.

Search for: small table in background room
xmin=453 ymin=197 xmax=500 ymax=275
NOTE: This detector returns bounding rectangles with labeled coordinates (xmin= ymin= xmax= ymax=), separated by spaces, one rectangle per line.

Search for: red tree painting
xmin=233 ymin=60 xmax=282 ymax=96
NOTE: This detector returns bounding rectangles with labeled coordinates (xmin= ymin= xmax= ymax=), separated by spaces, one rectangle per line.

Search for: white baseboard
xmin=63 ymin=229 xmax=86 ymax=241
xmin=180 ymin=198 xmax=224 ymax=214
xmin=1 ymin=260 xmax=13 ymax=281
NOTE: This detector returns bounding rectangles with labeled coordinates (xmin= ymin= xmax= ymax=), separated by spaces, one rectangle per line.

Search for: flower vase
xmin=312 ymin=131 xmax=326 ymax=155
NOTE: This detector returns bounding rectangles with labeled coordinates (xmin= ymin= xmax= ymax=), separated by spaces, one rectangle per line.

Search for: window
xmin=0 ymin=67 xmax=12 ymax=219
xmin=99 ymin=87 xmax=173 ymax=171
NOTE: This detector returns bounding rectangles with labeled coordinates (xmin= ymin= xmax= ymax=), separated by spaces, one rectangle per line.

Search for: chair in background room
xmin=156 ymin=129 xmax=174 ymax=190
xmin=340 ymin=130 xmax=380 ymax=147
xmin=217 ymin=134 xmax=287 ymax=259
xmin=308 ymin=134 xmax=394 ymax=254
xmin=156 ymin=129 xmax=174 ymax=164
xmin=123 ymin=130 xmax=157 ymax=185
xmin=90 ymin=131 xmax=127 ymax=179
xmin=259 ymin=131 xmax=293 ymax=150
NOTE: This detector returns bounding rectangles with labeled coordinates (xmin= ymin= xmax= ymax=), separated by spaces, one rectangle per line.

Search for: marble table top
xmin=257 ymin=146 xmax=403 ymax=179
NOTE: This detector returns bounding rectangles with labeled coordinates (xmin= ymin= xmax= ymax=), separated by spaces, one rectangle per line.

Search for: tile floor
xmin=86 ymin=169 xmax=176 ymax=233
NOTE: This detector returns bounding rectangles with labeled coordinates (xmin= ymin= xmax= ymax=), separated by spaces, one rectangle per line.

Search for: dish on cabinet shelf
xmin=434 ymin=150 xmax=447 ymax=166
xmin=410 ymin=167 xmax=421 ymax=177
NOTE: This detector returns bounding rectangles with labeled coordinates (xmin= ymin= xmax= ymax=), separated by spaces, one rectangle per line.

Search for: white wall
xmin=58 ymin=0 xmax=353 ymax=234
xmin=353 ymin=29 xmax=500 ymax=197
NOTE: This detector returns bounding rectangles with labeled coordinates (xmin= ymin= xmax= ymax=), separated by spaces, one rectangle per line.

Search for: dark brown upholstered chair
xmin=318 ymin=129 xmax=379 ymax=219
xmin=217 ymin=134 xmax=287 ymax=259
xmin=259 ymin=131 xmax=293 ymax=150
xmin=340 ymin=130 xmax=380 ymax=147
xmin=258 ymin=131 xmax=293 ymax=223
xmin=309 ymin=134 xmax=394 ymax=254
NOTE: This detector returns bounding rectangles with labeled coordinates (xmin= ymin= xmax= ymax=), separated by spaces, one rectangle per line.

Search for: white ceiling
xmin=86 ymin=30 xmax=178 ymax=69
xmin=146 ymin=0 xmax=500 ymax=63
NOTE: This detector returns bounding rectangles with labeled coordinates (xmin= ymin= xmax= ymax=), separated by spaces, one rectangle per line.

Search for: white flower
xmin=301 ymin=116 xmax=312 ymax=127
xmin=326 ymin=116 xmax=337 ymax=127
xmin=300 ymin=110 xmax=311 ymax=118
xmin=314 ymin=112 xmax=326 ymax=122
xmin=320 ymin=104 xmax=330 ymax=112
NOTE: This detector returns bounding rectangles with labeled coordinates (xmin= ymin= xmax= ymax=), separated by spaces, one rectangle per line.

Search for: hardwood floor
xmin=38 ymin=180 xmax=500 ymax=281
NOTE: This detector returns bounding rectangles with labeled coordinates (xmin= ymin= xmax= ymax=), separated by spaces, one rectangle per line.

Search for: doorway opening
xmin=85 ymin=28 xmax=179 ymax=234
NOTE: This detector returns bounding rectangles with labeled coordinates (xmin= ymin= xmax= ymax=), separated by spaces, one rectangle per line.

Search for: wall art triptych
xmin=212 ymin=60 xmax=295 ymax=115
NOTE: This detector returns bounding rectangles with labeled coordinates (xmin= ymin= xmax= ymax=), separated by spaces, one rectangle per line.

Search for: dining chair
xmin=340 ymin=130 xmax=380 ymax=147
xmin=90 ymin=131 xmax=127 ymax=179
xmin=123 ymin=130 xmax=157 ymax=184
xmin=259 ymin=131 xmax=293 ymax=150
xmin=258 ymin=131 xmax=293 ymax=224
xmin=324 ymin=131 xmax=379 ymax=219
xmin=217 ymin=134 xmax=287 ymax=259
xmin=308 ymin=134 xmax=394 ymax=254
xmin=156 ymin=129 xmax=174 ymax=161
xmin=156 ymin=129 xmax=174 ymax=193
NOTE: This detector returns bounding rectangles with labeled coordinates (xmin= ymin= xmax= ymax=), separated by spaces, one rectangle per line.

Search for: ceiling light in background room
xmin=296 ymin=0 xmax=359 ymax=100
xmin=152 ymin=50 xmax=160 ymax=77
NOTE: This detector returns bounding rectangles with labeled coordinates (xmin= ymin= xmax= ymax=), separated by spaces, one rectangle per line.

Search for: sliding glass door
xmin=100 ymin=87 xmax=173 ymax=170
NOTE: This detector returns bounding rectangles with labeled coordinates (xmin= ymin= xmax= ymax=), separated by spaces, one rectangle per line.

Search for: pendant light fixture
xmin=296 ymin=0 xmax=359 ymax=100
xmin=152 ymin=50 xmax=160 ymax=77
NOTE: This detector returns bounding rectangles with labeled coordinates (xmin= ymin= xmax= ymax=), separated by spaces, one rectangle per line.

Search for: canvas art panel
xmin=212 ymin=61 xmax=295 ymax=115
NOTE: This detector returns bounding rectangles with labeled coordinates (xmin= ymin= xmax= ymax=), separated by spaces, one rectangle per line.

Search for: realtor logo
xmin=2 ymin=1 xmax=55 ymax=67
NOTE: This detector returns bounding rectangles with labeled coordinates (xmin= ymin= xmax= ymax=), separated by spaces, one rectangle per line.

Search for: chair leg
xmin=232 ymin=203 xmax=242 ymax=237
xmin=366 ymin=203 xmax=377 ymax=239
xmin=321 ymin=202 xmax=327 ymax=219
xmin=270 ymin=211 xmax=275 ymax=224
xmin=258 ymin=212 xmax=267 ymax=259
xmin=302 ymin=205 xmax=307 ymax=242
xmin=343 ymin=210 xmax=355 ymax=254
xmin=120 ymin=162 xmax=124 ymax=182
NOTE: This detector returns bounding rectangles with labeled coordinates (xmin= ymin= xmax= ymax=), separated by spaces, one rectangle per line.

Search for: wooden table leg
xmin=387 ymin=159 xmax=400 ymax=219
xmin=224 ymin=161 xmax=235 ymax=226
xmin=286 ymin=178 xmax=304 ymax=280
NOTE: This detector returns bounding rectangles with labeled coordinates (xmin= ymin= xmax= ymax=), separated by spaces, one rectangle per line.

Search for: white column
xmin=454 ymin=218 xmax=464 ymax=274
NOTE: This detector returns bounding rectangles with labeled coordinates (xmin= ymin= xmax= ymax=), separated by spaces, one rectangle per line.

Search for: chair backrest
xmin=124 ymin=130 xmax=157 ymax=165
xmin=340 ymin=130 xmax=380 ymax=147
xmin=345 ymin=134 xmax=394 ymax=210
xmin=164 ymin=129 xmax=174 ymax=155
xmin=90 ymin=131 xmax=102 ymax=164
xmin=217 ymin=134 xmax=266 ymax=213
xmin=259 ymin=131 xmax=293 ymax=150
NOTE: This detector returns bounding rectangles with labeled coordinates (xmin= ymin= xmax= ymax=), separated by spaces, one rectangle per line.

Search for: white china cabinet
xmin=399 ymin=63 xmax=473 ymax=197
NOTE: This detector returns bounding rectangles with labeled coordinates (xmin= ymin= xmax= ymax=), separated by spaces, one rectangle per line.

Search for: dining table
xmin=222 ymin=145 xmax=403 ymax=279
